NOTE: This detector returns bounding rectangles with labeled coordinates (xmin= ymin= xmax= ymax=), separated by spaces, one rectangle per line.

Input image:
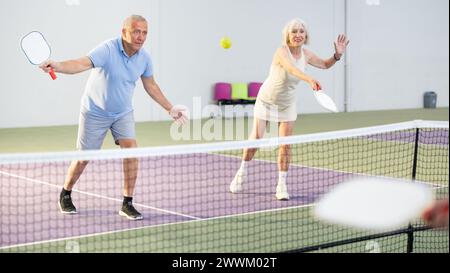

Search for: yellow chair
xmin=231 ymin=83 xmax=249 ymax=100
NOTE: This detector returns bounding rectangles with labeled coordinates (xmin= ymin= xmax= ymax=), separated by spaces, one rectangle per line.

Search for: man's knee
xmin=279 ymin=144 xmax=291 ymax=154
xmin=118 ymin=139 xmax=137 ymax=148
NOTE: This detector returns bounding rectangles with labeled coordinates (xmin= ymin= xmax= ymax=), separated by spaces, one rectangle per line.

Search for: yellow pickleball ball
xmin=220 ymin=37 xmax=232 ymax=49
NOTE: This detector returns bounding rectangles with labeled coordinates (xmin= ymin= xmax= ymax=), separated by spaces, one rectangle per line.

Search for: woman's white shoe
xmin=230 ymin=172 xmax=247 ymax=193
xmin=276 ymin=182 xmax=290 ymax=200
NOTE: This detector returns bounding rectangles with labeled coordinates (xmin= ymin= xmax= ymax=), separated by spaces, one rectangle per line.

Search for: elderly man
xmin=40 ymin=15 xmax=187 ymax=220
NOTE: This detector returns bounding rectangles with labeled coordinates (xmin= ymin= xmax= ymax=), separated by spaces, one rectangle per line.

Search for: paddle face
xmin=314 ymin=177 xmax=433 ymax=231
xmin=314 ymin=91 xmax=338 ymax=113
xmin=21 ymin=31 xmax=56 ymax=80
xmin=21 ymin=31 xmax=51 ymax=65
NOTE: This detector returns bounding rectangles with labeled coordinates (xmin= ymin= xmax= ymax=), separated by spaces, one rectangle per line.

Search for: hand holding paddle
xmin=307 ymin=78 xmax=322 ymax=91
xmin=314 ymin=177 xmax=434 ymax=231
xmin=305 ymin=78 xmax=338 ymax=113
xmin=21 ymin=31 xmax=57 ymax=80
xmin=39 ymin=60 xmax=58 ymax=77
xmin=422 ymin=198 xmax=449 ymax=228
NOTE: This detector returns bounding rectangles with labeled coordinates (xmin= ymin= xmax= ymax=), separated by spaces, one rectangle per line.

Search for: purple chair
xmin=214 ymin=83 xmax=232 ymax=104
xmin=248 ymin=82 xmax=263 ymax=98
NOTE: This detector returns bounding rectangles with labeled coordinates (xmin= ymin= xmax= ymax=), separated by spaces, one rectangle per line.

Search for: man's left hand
xmin=169 ymin=105 xmax=189 ymax=126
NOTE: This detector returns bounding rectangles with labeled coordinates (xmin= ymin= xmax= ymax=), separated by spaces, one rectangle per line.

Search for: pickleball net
xmin=0 ymin=120 xmax=448 ymax=253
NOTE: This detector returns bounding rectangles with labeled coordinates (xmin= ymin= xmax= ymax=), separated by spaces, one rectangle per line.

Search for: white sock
xmin=239 ymin=160 xmax=249 ymax=174
xmin=278 ymin=171 xmax=288 ymax=185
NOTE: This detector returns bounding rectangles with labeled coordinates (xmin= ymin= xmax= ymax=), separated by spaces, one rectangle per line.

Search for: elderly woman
xmin=230 ymin=18 xmax=349 ymax=200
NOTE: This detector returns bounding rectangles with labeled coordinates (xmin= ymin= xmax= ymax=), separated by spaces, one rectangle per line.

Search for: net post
xmin=411 ymin=128 xmax=420 ymax=181
xmin=407 ymin=127 xmax=421 ymax=253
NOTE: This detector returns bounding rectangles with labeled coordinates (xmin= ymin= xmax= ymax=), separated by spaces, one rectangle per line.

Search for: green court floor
xmin=0 ymin=108 xmax=448 ymax=253
xmin=0 ymin=108 xmax=448 ymax=153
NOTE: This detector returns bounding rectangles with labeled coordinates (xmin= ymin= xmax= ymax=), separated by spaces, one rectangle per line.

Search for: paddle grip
xmin=49 ymin=68 xmax=57 ymax=80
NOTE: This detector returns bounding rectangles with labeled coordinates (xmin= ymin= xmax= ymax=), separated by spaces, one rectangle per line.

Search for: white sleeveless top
xmin=257 ymin=46 xmax=307 ymax=110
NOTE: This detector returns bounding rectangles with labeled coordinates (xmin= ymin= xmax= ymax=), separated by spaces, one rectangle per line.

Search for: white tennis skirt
xmin=253 ymin=99 xmax=297 ymax=122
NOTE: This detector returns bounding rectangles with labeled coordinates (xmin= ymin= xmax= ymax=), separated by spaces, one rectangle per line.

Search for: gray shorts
xmin=76 ymin=111 xmax=135 ymax=150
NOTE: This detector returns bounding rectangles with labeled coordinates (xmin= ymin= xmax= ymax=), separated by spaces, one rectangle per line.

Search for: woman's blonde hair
xmin=282 ymin=18 xmax=309 ymax=46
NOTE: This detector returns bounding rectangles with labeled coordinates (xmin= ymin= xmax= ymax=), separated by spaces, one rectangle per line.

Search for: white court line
xmin=1 ymin=156 xmax=448 ymax=251
xmin=0 ymin=168 xmax=314 ymax=250
xmin=0 ymin=198 xmax=313 ymax=251
xmin=0 ymin=170 xmax=201 ymax=220
xmin=212 ymin=152 xmax=447 ymax=189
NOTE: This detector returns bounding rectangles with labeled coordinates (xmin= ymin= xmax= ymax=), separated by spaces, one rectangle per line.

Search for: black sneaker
xmin=119 ymin=202 xmax=143 ymax=220
xmin=59 ymin=194 xmax=77 ymax=214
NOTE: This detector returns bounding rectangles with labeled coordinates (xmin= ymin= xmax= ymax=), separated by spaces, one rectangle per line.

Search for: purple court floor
xmin=0 ymin=153 xmax=352 ymax=248
xmin=1 ymin=128 xmax=447 ymax=249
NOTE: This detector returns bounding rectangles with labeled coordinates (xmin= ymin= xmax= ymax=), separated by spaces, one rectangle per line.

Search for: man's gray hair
xmin=123 ymin=15 xmax=147 ymax=29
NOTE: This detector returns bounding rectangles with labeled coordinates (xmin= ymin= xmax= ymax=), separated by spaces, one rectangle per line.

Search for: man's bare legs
xmin=64 ymin=160 xmax=89 ymax=191
xmin=59 ymin=138 xmax=142 ymax=220
xmin=117 ymin=139 xmax=143 ymax=220
xmin=118 ymin=139 xmax=138 ymax=197
xmin=59 ymin=160 xmax=89 ymax=214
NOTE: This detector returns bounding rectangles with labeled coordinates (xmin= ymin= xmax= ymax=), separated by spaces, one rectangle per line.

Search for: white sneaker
xmin=275 ymin=182 xmax=289 ymax=200
xmin=230 ymin=171 xmax=247 ymax=193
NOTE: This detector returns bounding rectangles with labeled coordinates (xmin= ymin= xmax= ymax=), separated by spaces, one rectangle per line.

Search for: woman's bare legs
xmin=275 ymin=121 xmax=294 ymax=200
xmin=230 ymin=118 xmax=268 ymax=193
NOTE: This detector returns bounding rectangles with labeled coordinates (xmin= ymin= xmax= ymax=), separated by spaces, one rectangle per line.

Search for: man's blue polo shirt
xmin=81 ymin=37 xmax=153 ymax=118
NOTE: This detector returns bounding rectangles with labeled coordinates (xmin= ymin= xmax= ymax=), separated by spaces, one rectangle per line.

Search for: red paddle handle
xmin=49 ymin=68 xmax=57 ymax=80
